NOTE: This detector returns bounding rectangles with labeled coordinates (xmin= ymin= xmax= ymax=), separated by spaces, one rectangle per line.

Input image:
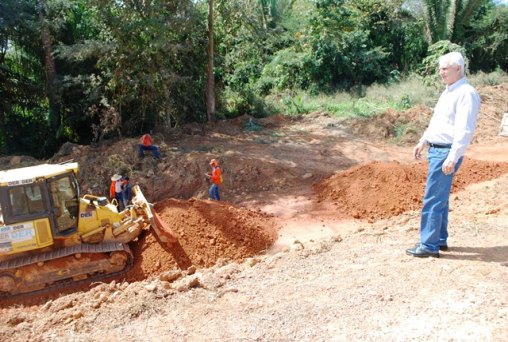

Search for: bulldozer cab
xmin=0 ymin=163 xmax=80 ymax=255
xmin=47 ymin=175 xmax=79 ymax=234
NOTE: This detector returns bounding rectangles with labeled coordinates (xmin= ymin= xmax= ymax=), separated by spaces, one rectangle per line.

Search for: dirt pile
xmin=127 ymin=198 xmax=278 ymax=281
xmin=314 ymin=158 xmax=508 ymax=221
xmin=474 ymin=83 xmax=508 ymax=143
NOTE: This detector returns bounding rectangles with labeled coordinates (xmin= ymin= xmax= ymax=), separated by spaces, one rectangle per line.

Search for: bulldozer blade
xmin=131 ymin=185 xmax=178 ymax=244
xmin=151 ymin=210 xmax=178 ymax=244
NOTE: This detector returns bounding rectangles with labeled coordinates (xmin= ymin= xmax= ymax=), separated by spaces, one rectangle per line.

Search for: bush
xmin=469 ymin=69 xmax=508 ymax=87
xmin=257 ymin=47 xmax=313 ymax=94
xmin=218 ymin=87 xmax=271 ymax=119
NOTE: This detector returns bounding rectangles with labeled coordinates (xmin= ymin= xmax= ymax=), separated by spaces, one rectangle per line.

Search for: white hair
xmin=439 ymin=52 xmax=465 ymax=76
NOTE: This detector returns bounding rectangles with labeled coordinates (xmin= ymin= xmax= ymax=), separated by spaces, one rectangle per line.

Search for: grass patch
xmin=265 ymin=76 xmax=438 ymax=118
xmin=264 ymin=70 xmax=506 ymax=120
xmin=469 ymin=69 xmax=508 ymax=87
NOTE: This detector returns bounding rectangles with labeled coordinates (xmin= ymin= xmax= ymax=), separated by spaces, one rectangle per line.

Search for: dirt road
xmin=0 ymin=84 xmax=507 ymax=341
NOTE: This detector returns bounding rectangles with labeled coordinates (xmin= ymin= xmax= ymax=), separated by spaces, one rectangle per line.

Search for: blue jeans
xmin=115 ymin=192 xmax=124 ymax=211
xmin=420 ymin=147 xmax=463 ymax=252
xmin=139 ymin=145 xmax=160 ymax=158
xmin=209 ymin=184 xmax=220 ymax=201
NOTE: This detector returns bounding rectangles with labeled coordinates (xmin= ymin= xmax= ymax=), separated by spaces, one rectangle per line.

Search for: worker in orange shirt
xmin=206 ymin=158 xmax=222 ymax=201
xmin=139 ymin=133 xmax=160 ymax=160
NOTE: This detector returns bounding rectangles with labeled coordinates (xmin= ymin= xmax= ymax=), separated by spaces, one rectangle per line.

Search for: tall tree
xmin=0 ymin=0 xmax=52 ymax=158
xmin=91 ymin=0 xmax=207 ymax=133
xmin=37 ymin=0 xmax=60 ymax=139
xmin=466 ymin=0 xmax=508 ymax=71
xmin=206 ymin=0 xmax=216 ymax=122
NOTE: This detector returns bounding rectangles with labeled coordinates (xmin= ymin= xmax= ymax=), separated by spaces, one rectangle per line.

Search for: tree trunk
xmin=206 ymin=0 xmax=216 ymax=122
xmin=37 ymin=0 xmax=60 ymax=135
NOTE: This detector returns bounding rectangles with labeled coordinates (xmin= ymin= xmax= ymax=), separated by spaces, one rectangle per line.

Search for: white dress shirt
xmin=419 ymin=77 xmax=481 ymax=163
xmin=115 ymin=180 xmax=123 ymax=193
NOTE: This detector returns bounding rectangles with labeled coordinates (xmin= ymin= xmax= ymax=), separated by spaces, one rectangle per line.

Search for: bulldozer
xmin=0 ymin=162 xmax=175 ymax=298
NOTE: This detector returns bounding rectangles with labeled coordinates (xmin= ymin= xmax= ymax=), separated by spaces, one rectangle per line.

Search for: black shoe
xmin=406 ymin=246 xmax=439 ymax=258
xmin=414 ymin=243 xmax=448 ymax=252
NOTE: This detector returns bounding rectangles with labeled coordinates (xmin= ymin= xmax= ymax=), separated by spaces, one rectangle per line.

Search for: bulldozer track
xmin=0 ymin=242 xmax=133 ymax=302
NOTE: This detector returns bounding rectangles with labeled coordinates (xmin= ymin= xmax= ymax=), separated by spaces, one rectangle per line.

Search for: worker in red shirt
xmin=139 ymin=133 xmax=160 ymax=160
xmin=206 ymin=158 xmax=222 ymax=201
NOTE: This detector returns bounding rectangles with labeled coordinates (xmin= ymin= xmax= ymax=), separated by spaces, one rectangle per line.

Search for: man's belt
xmin=429 ymin=143 xmax=452 ymax=148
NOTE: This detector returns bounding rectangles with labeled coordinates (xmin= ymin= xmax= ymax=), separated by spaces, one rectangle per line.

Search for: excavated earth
xmin=314 ymin=159 xmax=508 ymax=221
xmin=127 ymin=199 xmax=277 ymax=281
xmin=0 ymin=83 xmax=507 ymax=341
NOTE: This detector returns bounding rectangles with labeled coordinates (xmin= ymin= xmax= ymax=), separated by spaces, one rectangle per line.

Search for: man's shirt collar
xmin=445 ymin=77 xmax=466 ymax=92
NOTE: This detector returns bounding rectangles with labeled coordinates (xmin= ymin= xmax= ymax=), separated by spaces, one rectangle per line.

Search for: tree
xmin=206 ymin=0 xmax=216 ymax=122
xmin=466 ymin=1 xmax=508 ymax=71
xmin=422 ymin=0 xmax=484 ymax=43
xmin=37 ymin=0 xmax=60 ymax=142
xmin=213 ymin=0 xmax=302 ymax=116
xmin=0 ymin=0 xmax=53 ymax=157
xmin=306 ymin=0 xmax=391 ymax=90
xmin=90 ymin=0 xmax=207 ymax=134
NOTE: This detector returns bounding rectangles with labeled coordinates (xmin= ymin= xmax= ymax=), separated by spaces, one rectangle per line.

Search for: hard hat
xmin=111 ymin=174 xmax=122 ymax=181
xmin=210 ymin=158 xmax=218 ymax=166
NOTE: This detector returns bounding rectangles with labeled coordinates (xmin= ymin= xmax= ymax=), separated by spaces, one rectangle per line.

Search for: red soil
xmin=127 ymin=158 xmax=508 ymax=281
xmin=314 ymin=159 xmax=508 ymax=221
xmin=127 ymin=198 xmax=278 ymax=280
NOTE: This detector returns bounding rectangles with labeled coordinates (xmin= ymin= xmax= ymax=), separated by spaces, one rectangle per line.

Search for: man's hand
xmin=413 ymin=142 xmax=426 ymax=160
xmin=442 ymin=160 xmax=456 ymax=175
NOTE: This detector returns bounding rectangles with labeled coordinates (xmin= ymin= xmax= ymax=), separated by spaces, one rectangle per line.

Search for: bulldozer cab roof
xmin=0 ymin=162 xmax=78 ymax=187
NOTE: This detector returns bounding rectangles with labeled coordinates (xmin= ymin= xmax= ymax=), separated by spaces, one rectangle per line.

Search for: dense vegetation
xmin=1 ymin=0 xmax=507 ymax=158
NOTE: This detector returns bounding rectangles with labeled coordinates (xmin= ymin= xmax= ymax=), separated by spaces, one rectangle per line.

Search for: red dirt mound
xmin=127 ymin=199 xmax=278 ymax=281
xmin=315 ymin=159 xmax=508 ymax=221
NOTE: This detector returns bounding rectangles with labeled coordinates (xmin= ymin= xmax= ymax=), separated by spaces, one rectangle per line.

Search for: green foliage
xmin=422 ymin=0 xmax=484 ymax=44
xmin=218 ymin=86 xmax=270 ymax=118
xmin=265 ymin=75 xmax=439 ymax=118
xmin=399 ymin=94 xmax=413 ymax=109
xmin=399 ymin=18 xmax=429 ymax=72
xmin=305 ymin=0 xmax=409 ymax=90
xmin=281 ymin=92 xmax=306 ymax=115
xmin=1 ymin=0 xmax=508 ymax=159
xmin=393 ymin=121 xmax=418 ymax=140
xmin=257 ymin=47 xmax=313 ymax=92
xmin=92 ymin=0 xmax=208 ymax=133
xmin=466 ymin=1 xmax=508 ymax=71
xmin=0 ymin=0 xmax=53 ymax=157
xmin=214 ymin=0 xmax=302 ymax=116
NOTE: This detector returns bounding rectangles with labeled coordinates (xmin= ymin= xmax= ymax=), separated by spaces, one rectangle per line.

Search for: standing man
xmin=206 ymin=158 xmax=222 ymax=201
xmin=122 ymin=176 xmax=132 ymax=207
xmin=406 ymin=51 xmax=480 ymax=258
xmin=110 ymin=174 xmax=124 ymax=211
xmin=139 ymin=132 xmax=161 ymax=160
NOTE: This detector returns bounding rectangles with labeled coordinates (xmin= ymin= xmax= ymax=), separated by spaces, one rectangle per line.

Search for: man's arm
xmin=446 ymin=90 xmax=480 ymax=164
xmin=413 ymin=141 xmax=427 ymax=160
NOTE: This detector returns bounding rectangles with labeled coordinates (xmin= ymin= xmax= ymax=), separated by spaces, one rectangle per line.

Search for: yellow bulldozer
xmin=0 ymin=162 xmax=175 ymax=298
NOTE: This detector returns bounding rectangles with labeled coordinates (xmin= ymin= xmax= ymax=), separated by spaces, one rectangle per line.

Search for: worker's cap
xmin=111 ymin=174 xmax=122 ymax=181
xmin=209 ymin=158 xmax=218 ymax=166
